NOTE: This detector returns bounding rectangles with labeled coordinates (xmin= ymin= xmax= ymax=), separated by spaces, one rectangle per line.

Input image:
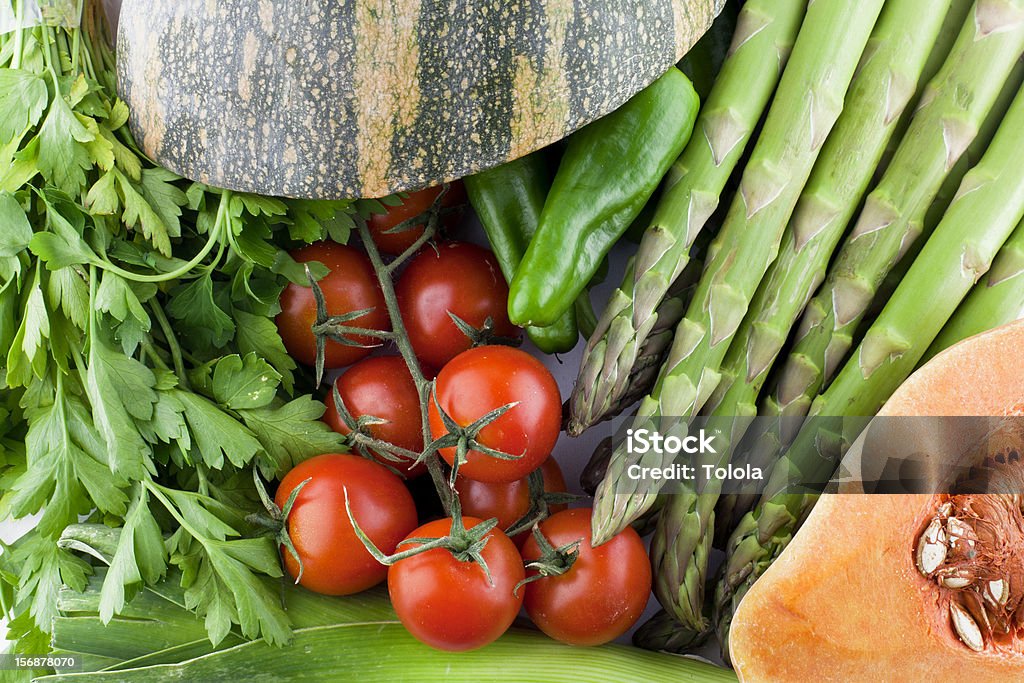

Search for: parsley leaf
xmin=30 ymin=200 xmax=101 ymax=270
xmin=152 ymin=485 xmax=290 ymax=646
xmin=5 ymin=267 xmax=50 ymax=388
xmin=94 ymin=272 xmax=155 ymax=354
xmin=8 ymin=381 xmax=129 ymax=537
xmin=166 ymin=275 xmax=235 ymax=352
xmin=173 ymin=391 xmax=262 ymax=470
xmin=211 ymin=353 xmax=281 ymax=410
xmin=0 ymin=70 xmax=48 ymax=141
xmin=232 ymin=308 xmax=297 ymax=394
xmin=11 ymin=533 xmax=90 ymax=630
xmin=0 ymin=191 xmax=32 ymax=257
xmin=37 ymin=94 xmax=93 ymax=196
xmin=139 ymin=167 xmax=187 ymax=240
xmin=84 ymin=169 xmax=119 ymax=215
xmin=46 ymin=267 xmax=89 ymax=331
xmin=116 ymin=168 xmax=175 ymax=257
xmin=84 ymin=322 xmax=157 ymax=480
xmin=99 ymin=486 xmax=167 ymax=622
xmin=239 ymin=396 xmax=347 ymax=477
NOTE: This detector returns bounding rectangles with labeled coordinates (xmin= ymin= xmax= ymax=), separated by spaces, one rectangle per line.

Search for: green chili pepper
xmin=508 ymin=68 xmax=700 ymax=327
xmin=465 ymin=151 xmax=580 ymax=353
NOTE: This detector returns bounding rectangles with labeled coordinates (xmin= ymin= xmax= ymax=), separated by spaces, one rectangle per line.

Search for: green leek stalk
xmin=589 ymin=0 xmax=886 ymax=546
xmin=716 ymin=81 xmax=1024 ymax=658
xmin=648 ymin=0 xmax=954 ymax=642
xmin=44 ymin=563 xmax=735 ymax=683
xmin=44 ymin=622 xmax=737 ymax=682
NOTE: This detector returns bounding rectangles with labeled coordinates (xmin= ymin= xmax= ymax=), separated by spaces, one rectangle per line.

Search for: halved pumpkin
xmin=730 ymin=320 xmax=1024 ymax=681
xmin=116 ymin=0 xmax=722 ymax=199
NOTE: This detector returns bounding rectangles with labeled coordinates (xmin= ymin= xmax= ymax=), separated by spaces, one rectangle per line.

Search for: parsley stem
xmin=149 ymin=297 xmax=190 ymax=391
xmin=70 ymin=0 xmax=84 ymax=75
xmin=141 ymin=342 xmax=170 ymax=371
xmin=143 ymin=481 xmax=206 ymax=546
xmin=11 ymin=1 xmax=25 ymax=70
xmin=41 ymin=26 xmax=61 ymax=87
xmin=97 ymin=189 xmax=231 ymax=283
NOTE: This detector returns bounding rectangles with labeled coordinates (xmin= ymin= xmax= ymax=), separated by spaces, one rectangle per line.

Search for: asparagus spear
xmin=767 ymin=2 xmax=1024 ymax=426
xmin=870 ymin=57 xmax=1024 ymax=322
xmin=716 ymin=82 xmax=1024 ymax=659
xmin=575 ymin=249 xmax=707 ymax=430
xmin=874 ymin=0 xmax=974 ymax=176
xmin=925 ymin=217 xmax=1024 ymax=358
xmin=589 ymin=0 xmax=885 ymax=546
xmin=649 ymin=0 xmax=955 ymax=639
xmin=566 ymin=0 xmax=806 ymax=436
xmin=633 ymin=609 xmax=710 ymax=654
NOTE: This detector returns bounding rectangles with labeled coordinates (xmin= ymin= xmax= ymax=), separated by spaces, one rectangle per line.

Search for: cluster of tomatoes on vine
xmin=265 ymin=184 xmax=652 ymax=652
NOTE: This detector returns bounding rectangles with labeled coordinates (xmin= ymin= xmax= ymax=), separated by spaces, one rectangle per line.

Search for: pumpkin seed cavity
xmin=914 ymin=448 xmax=1024 ymax=652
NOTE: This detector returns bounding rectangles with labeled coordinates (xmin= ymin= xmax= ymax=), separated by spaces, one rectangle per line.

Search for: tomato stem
xmin=448 ymin=312 xmax=523 ymax=349
xmin=506 ymin=470 xmax=583 ymax=538
xmin=247 ymin=469 xmax=312 ymax=583
xmin=343 ymin=485 xmax=501 ymax=586
xmin=352 ymin=209 xmax=455 ymax=515
xmin=513 ymin=526 xmax=582 ymax=596
xmin=383 ymin=185 xmax=452 ymax=274
xmin=327 ymin=382 xmax=424 ymax=477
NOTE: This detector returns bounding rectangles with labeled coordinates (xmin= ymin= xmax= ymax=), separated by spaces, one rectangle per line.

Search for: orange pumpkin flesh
xmin=730 ymin=320 xmax=1024 ymax=681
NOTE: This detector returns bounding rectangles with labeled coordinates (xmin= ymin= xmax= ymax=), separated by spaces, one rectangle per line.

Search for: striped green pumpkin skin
xmin=117 ymin=0 xmax=721 ymax=199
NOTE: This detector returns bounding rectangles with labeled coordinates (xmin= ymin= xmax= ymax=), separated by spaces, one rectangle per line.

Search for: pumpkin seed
xmin=946 ymin=517 xmax=977 ymax=547
xmin=950 ymin=601 xmax=985 ymax=652
xmin=916 ymin=517 xmax=947 ymax=575
xmin=986 ymin=579 xmax=1009 ymax=606
xmin=942 ymin=575 xmax=974 ymax=589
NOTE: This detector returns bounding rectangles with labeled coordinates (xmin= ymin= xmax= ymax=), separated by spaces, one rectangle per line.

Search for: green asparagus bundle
xmin=925 ymin=217 xmax=1024 ymax=358
xmin=648 ymin=0 xmax=954 ymax=640
xmin=589 ymin=0 xmax=885 ymax=546
xmin=566 ymin=0 xmax=806 ymax=436
xmin=712 ymin=0 xmax=1016 ymax=539
xmin=716 ymin=82 xmax=1024 ymax=658
xmin=766 ymin=1 xmax=1024 ymax=425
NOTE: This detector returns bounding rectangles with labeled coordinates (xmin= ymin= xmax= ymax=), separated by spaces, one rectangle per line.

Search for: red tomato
xmin=520 ymin=508 xmax=652 ymax=646
xmin=396 ymin=242 xmax=519 ymax=368
xmin=276 ymin=243 xmax=389 ymax=368
xmin=368 ymin=182 xmax=467 ymax=255
xmin=388 ymin=516 xmax=524 ymax=651
xmin=454 ymin=457 xmax=568 ymax=545
xmin=275 ymin=454 xmax=417 ymax=596
xmin=428 ymin=346 xmax=561 ymax=483
xmin=324 ymin=356 xmax=429 ymax=478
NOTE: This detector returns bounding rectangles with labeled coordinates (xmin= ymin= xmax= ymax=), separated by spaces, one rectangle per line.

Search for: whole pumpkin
xmin=730 ymin=320 xmax=1024 ymax=681
xmin=115 ymin=0 xmax=722 ymax=199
